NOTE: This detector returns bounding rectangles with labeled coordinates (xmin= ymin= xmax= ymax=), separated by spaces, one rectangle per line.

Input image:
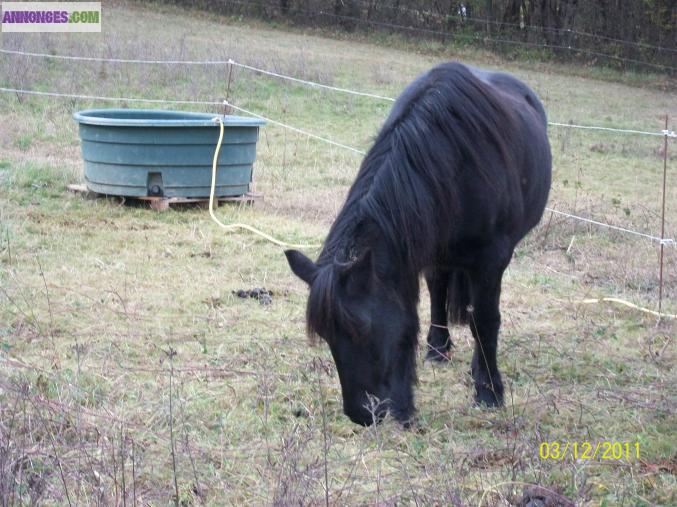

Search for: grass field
xmin=0 ymin=1 xmax=675 ymax=505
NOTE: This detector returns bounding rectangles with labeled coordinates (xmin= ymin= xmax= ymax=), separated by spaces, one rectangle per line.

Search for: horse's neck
xmin=322 ymin=144 xmax=435 ymax=277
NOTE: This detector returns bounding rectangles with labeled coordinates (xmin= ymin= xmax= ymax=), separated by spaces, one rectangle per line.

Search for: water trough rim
xmin=73 ymin=108 xmax=266 ymax=128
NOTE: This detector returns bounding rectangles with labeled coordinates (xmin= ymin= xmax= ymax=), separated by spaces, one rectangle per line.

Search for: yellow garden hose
xmin=208 ymin=116 xmax=321 ymax=249
xmin=577 ymin=297 xmax=675 ymax=319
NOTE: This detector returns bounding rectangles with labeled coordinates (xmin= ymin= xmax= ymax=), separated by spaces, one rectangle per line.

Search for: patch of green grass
xmin=14 ymin=134 xmax=32 ymax=151
xmin=6 ymin=161 xmax=65 ymax=189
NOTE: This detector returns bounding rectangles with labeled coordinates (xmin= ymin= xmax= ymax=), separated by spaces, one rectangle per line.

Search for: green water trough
xmin=73 ymin=109 xmax=266 ymax=198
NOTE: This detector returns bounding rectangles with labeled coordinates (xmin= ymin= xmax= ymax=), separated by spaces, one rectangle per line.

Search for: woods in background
xmin=158 ymin=0 xmax=676 ymax=71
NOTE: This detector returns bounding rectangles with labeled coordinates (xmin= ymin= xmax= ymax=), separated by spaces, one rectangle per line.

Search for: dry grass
xmin=0 ymin=1 xmax=676 ymax=505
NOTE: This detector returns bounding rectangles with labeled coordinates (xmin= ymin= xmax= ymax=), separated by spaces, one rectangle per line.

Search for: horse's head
xmin=285 ymin=249 xmax=418 ymax=426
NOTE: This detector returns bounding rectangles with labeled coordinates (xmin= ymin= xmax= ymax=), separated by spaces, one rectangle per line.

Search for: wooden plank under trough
xmin=67 ymin=184 xmax=263 ymax=210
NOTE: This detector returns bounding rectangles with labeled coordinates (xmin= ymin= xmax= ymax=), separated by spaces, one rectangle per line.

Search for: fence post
xmin=224 ymin=59 xmax=234 ymax=115
xmin=658 ymin=114 xmax=669 ymax=315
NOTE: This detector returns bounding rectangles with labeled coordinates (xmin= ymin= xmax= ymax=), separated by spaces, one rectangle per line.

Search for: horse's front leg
xmin=424 ymin=268 xmax=454 ymax=362
xmin=467 ymin=266 xmax=506 ymax=407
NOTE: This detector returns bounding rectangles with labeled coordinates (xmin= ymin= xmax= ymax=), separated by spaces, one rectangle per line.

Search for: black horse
xmin=286 ymin=62 xmax=551 ymax=426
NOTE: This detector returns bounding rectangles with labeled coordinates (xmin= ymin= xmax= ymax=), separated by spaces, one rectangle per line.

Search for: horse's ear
xmin=285 ymin=249 xmax=318 ymax=285
xmin=336 ymin=249 xmax=373 ymax=293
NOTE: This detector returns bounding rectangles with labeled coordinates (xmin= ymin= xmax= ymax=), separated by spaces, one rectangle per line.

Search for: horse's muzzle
xmin=343 ymin=394 xmax=390 ymax=426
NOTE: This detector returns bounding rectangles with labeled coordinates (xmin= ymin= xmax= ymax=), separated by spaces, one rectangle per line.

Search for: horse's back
xmin=386 ymin=62 xmax=552 ymax=252
xmin=387 ymin=62 xmax=547 ymax=129
xmin=468 ymin=66 xmax=548 ymax=127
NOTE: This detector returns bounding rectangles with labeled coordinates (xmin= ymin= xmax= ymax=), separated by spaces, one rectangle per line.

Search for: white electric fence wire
xmin=224 ymin=101 xmax=367 ymax=155
xmin=0 ymin=86 xmax=222 ymax=106
xmin=544 ymin=208 xmax=674 ymax=245
xmin=1 ymin=48 xmax=675 ymax=137
xmin=548 ymin=121 xmax=675 ymax=138
xmin=0 ymin=86 xmax=673 ymax=247
xmin=0 ymin=49 xmax=396 ymax=101
xmin=228 ymin=60 xmax=396 ymax=102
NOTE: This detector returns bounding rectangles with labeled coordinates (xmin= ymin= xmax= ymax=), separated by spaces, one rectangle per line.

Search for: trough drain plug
xmin=147 ymin=172 xmax=164 ymax=197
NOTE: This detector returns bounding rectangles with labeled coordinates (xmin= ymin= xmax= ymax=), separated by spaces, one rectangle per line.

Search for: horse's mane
xmin=321 ymin=62 xmax=519 ymax=266
xmin=308 ymin=62 xmax=522 ymax=341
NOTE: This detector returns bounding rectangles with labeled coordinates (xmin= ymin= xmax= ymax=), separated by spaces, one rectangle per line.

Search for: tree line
xmin=155 ymin=1 xmax=676 ymax=71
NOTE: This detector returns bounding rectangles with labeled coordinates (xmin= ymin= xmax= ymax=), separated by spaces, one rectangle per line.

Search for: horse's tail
xmin=447 ymin=270 xmax=471 ymax=325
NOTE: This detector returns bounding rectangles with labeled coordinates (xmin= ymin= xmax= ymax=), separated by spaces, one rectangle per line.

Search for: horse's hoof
xmin=400 ymin=417 xmax=421 ymax=431
xmin=425 ymin=347 xmax=452 ymax=363
xmin=474 ymin=383 xmax=504 ymax=408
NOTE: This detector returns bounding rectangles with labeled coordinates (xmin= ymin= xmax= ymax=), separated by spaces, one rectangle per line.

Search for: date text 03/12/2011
xmin=539 ymin=441 xmax=640 ymax=461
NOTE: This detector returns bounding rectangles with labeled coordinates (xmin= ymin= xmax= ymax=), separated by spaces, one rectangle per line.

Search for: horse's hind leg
xmin=424 ymin=268 xmax=454 ymax=362
xmin=467 ymin=254 xmax=510 ymax=407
